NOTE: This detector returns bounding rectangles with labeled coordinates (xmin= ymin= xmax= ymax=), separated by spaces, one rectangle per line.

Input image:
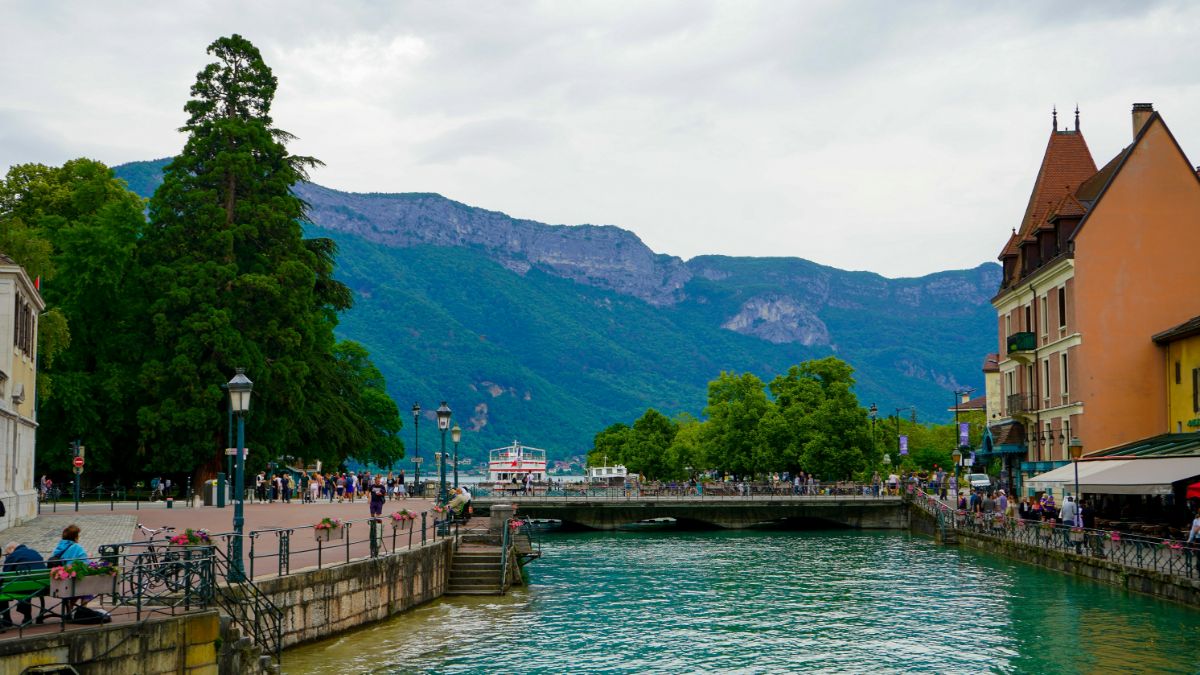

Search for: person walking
xmin=368 ymin=476 xmax=387 ymax=518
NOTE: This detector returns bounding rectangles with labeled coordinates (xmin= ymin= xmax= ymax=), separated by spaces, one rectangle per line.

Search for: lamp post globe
xmin=226 ymin=367 xmax=253 ymax=582
xmin=451 ymin=424 xmax=462 ymax=489
xmin=411 ymin=402 xmax=421 ymax=496
xmin=436 ymin=402 xmax=452 ymax=505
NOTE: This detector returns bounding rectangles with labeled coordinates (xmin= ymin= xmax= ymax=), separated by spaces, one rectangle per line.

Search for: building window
xmin=1025 ymin=305 xmax=1032 ymax=332
xmin=1045 ymin=421 xmax=1054 ymax=456
xmin=1005 ymin=315 xmax=1011 ymax=339
xmin=1058 ymin=286 xmax=1066 ymax=328
xmin=1194 ymin=368 xmax=1199 ymax=413
xmin=1176 ymin=361 xmax=1181 ymax=385
xmin=1061 ymin=352 xmax=1069 ymax=398
xmin=1043 ymin=359 xmax=1050 ymax=399
xmin=1040 ymin=296 xmax=1048 ymax=336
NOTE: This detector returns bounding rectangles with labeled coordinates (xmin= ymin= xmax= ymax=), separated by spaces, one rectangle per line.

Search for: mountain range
xmin=114 ymin=159 xmax=1000 ymax=463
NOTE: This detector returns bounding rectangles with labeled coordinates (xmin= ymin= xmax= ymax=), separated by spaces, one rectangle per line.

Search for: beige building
xmin=0 ymin=252 xmax=43 ymax=530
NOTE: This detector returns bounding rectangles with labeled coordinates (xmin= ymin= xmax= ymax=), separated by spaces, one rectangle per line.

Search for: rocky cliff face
xmin=721 ymin=294 xmax=831 ymax=346
xmin=295 ymin=184 xmax=692 ymax=306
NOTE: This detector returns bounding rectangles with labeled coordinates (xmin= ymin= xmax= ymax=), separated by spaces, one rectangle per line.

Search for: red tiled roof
xmin=992 ymin=422 xmax=1025 ymax=447
xmin=982 ymin=353 xmax=1000 ymax=373
xmin=1001 ymin=130 xmax=1097 ymax=258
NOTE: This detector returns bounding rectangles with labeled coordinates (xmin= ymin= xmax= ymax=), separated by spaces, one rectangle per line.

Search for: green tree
xmin=136 ymin=34 xmax=390 ymax=477
xmin=588 ymin=422 xmax=633 ymax=468
xmin=330 ymin=340 xmax=404 ymax=469
xmin=622 ymin=408 xmax=677 ymax=479
xmin=703 ymin=371 xmax=769 ymax=477
xmin=664 ymin=413 xmax=706 ymax=479
xmin=0 ymin=159 xmax=145 ymax=474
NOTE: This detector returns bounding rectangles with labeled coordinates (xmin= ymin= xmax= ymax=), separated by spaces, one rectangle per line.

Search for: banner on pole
xmin=899 ymin=436 xmax=908 ymax=455
xmin=959 ymin=423 xmax=969 ymax=447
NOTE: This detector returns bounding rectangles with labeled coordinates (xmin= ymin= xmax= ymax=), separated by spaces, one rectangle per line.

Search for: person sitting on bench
xmin=1 ymin=542 xmax=46 ymax=627
xmin=445 ymin=487 xmax=472 ymax=519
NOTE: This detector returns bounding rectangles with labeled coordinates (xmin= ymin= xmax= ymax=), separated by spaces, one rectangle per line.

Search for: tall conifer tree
xmin=138 ymin=35 xmax=399 ymax=475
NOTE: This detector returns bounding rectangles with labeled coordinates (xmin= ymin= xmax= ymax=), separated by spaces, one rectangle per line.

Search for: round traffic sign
xmin=72 ymin=456 xmax=84 ymax=468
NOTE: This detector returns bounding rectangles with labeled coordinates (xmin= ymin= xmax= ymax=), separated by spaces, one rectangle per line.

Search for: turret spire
xmin=1052 ymin=105 xmax=1058 ymax=131
xmin=1074 ymin=104 xmax=1080 ymax=132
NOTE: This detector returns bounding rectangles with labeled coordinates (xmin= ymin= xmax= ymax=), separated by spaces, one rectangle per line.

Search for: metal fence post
xmin=422 ymin=513 xmax=428 ymax=545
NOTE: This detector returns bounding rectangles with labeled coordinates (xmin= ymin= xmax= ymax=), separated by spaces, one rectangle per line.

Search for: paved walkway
xmin=0 ymin=514 xmax=137 ymax=557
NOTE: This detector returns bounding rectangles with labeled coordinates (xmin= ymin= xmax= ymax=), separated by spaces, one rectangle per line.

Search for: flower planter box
xmin=51 ymin=573 xmax=118 ymax=599
xmin=391 ymin=519 xmax=412 ymax=531
xmin=1069 ymin=531 xmax=1085 ymax=543
xmin=315 ymin=527 xmax=344 ymax=543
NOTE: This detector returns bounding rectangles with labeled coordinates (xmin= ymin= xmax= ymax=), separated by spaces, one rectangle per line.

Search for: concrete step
xmin=452 ymin=562 xmax=502 ymax=570
xmin=447 ymin=584 xmax=502 ymax=592
xmin=445 ymin=588 xmax=503 ymax=596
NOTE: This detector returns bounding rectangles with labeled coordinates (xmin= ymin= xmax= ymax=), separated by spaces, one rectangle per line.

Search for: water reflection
xmin=286 ymin=530 xmax=1200 ymax=674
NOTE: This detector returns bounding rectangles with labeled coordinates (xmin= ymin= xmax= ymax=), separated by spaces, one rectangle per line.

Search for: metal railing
xmin=909 ymin=488 xmax=1200 ymax=580
xmin=1006 ymin=392 xmax=1037 ymax=415
xmin=210 ymin=541 xmax=283 ymax=663
xmin=0 ymin=545 xmax=217 ymax=640
xmin=499 ymin=517 xmax=512 ymax=594
xmin=207 ymin=509 xmax=454 ymax=580
xmin=471 ymin=482 xmax=894 ymax=500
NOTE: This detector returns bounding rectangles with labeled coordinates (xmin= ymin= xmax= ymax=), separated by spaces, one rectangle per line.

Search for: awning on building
xmin=1026 ymin=457 xmax=1200 ymax=496
xmin=1026 ymin=460 xmax=1131 ymax=493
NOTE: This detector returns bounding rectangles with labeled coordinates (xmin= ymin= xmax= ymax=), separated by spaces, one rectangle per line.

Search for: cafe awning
xmin=1026 ymin=457 xmax=1200 ymax=496
xmin=1026 ymin=460 xmax=1131 ymax=493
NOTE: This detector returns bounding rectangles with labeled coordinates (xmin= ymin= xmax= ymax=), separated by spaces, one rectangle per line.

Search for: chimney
xmin=961 ymin=392 xmax=970 ymax=405
xmin=1131 ymin=102 xmax=1154 ymax=139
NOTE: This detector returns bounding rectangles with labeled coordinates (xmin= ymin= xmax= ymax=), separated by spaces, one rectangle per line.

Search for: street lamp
xmin=1068 ymin=437 xmax=1084 ymax=501
xmin=451 ymin=424 xmax=462 ymax=489
xmin=411 ymin=403 xmax=421 ymax=497
xmin=869 ymin=403 xmax=878 ymax=454
xmin=436 ymin=402 xmax=452 ymax=505
xmin=951 ymin=448 xmax=962 ymax=498
xmin=226 ymin=368 xmax=253 ymax=582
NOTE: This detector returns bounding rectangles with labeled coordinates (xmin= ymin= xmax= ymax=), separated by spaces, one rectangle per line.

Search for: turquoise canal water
xmin=287 ymin=529 xmax=1200 ymax=673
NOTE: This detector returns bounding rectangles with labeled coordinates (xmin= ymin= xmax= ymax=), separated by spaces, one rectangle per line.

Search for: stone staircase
xmin=445 ymin=546 xmax=504 ymax=596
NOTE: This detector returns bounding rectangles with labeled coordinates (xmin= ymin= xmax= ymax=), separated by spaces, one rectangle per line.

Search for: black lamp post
xmin=869 ymin=403 xmax=878 ymax=455
xmin=411 ymin=403 xmax=421 ymax=497
xmin=451 ymin=424 xmax=462 ymax=489
xmin=227 ymin=368 xmax=253 ymax=582
xmin=436 ymin=402 xmax=452 ymax=504
xmin=1068 ymin=437 xmax=1083 ymax=501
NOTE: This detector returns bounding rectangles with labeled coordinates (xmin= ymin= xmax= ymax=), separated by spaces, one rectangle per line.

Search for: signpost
xmin=71 ymin=441 xmax=84 ymax=512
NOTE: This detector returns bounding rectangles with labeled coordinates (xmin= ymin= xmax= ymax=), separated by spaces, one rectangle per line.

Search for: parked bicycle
xmin=123 ymin=524 xmax=191 ymax=598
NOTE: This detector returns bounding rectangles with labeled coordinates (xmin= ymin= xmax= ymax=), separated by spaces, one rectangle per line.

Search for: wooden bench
xmin=0 ymin=568 xmax=58 ymax=628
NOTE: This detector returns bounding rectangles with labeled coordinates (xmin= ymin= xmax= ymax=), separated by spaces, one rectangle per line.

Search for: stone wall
xmin=956 ymin=529 xmax=1200 ymax=607
xmin=254 ymin=538 xmax=452 ymax=649
xmin=0 ymin=610 xmax=220 ymax=674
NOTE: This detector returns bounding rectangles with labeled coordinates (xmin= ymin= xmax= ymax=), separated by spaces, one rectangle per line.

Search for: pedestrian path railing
xmin=909 ymin=488 xmax=1199 ymax=580
xmin=208 ymin=509 xmax=455 ymax=580
xmin=471 ymin=482 xmax=894 ymax=500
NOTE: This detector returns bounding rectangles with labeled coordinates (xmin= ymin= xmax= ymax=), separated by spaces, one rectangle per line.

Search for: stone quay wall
xmin=0 ymin=609 xmax=220 ymax=675
xmin=255 ymin=538 xmax=452 ymax=649
xmin=907 ymin=502 xmax=1200 ymax=607
xmin=956 ymin=528 xmax=1200 ymax=607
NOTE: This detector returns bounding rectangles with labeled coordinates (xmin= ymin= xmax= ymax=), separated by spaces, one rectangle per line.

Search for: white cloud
xmin=2 ymin=0 xmax=1199 ymax=277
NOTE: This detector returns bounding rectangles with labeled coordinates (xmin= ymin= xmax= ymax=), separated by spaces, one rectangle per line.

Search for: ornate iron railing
xmin=909 ymin=487 xmax=1200 ymax=580
xmin=469 ymin=482 xmax=893 ymax=499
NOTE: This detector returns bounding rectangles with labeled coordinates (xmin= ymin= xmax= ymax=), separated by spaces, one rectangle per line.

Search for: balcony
xmin=1006 ymin=331 xmax=1036 ymax=364
xmin=1006 ymin=392 xmax=1037 ymax=418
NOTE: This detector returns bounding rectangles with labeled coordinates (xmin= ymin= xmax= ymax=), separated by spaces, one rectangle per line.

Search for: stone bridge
xmin=472 ymin=495 xmax=908 ymax=531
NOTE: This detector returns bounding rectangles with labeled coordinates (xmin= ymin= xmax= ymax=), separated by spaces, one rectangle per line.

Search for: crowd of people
xmin=253 ymin=470 xmax=419 ymax=504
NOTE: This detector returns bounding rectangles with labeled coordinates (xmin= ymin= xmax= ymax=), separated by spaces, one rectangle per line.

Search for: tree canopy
xmin=587 ymin=357 xmax=974 ymax=481
xmin=0 ymin=35 xmax=404 ymax=481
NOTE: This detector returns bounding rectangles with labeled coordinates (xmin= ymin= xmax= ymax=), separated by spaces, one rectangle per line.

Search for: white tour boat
xmin=487 ymin=441 xmax=548 ymax=488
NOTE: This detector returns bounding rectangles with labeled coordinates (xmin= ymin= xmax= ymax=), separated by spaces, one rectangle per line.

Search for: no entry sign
xmin=72 ymin=456 xmax=84 ymax=468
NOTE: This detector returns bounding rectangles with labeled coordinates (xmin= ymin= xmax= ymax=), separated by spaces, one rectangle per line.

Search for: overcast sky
xmin=2 ymin=1 xmax=1197 ymax=277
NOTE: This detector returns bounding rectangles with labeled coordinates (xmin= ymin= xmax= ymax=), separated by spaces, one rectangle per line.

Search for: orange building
xmin=987 ymin=103 xmax=1200 ymax=493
